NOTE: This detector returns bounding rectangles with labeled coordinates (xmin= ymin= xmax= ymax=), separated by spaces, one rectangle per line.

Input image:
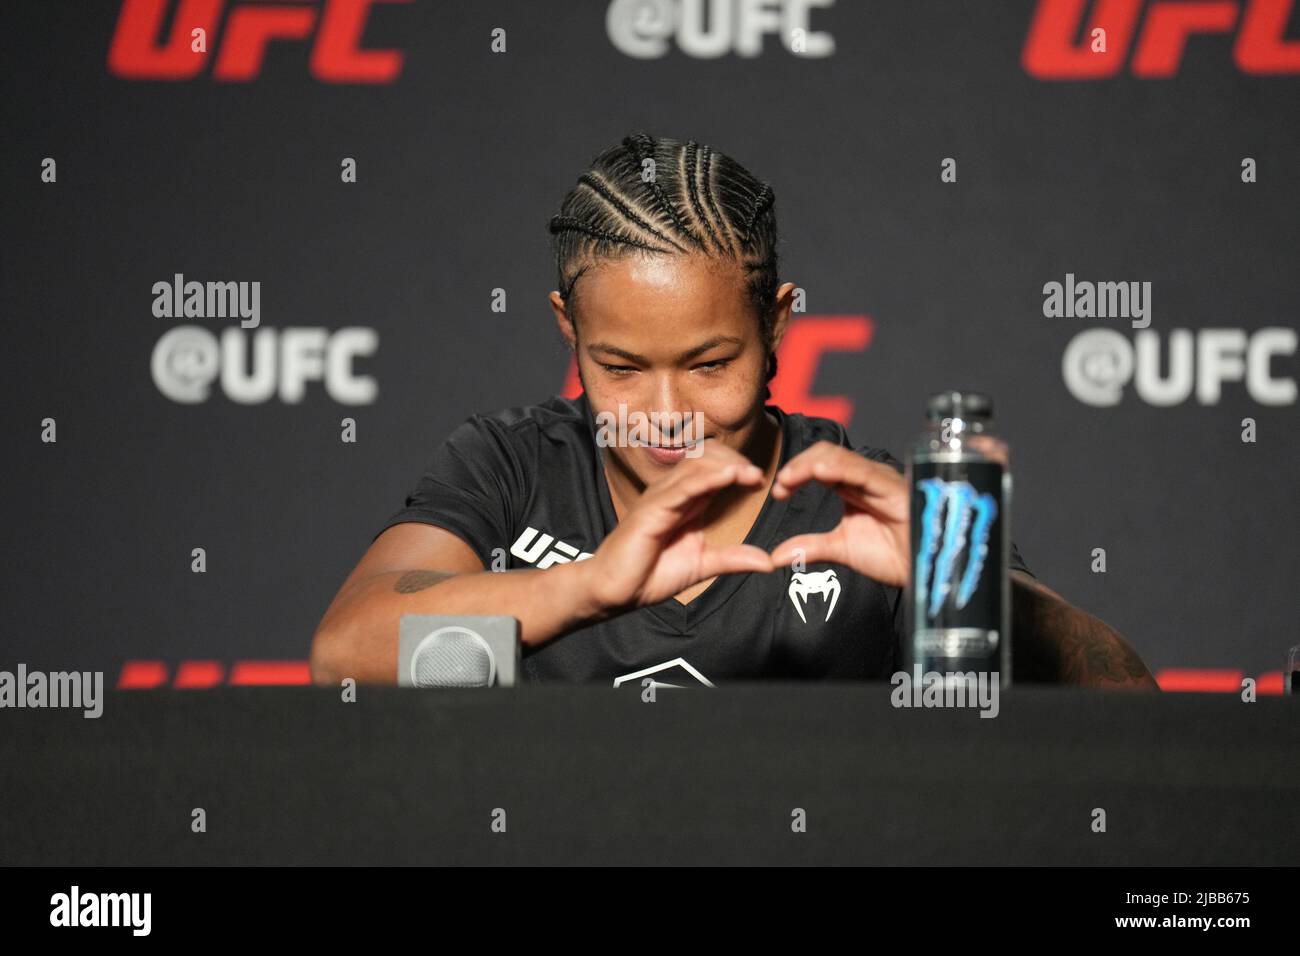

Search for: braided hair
xmin=549 ymin=133 xmax=780 ymax=400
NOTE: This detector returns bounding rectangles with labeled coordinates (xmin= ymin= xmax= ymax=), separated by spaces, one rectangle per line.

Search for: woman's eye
xmin=599 ymin=360 xmax=730 ymax=375
xmin=694 ymin=360 xmax=731 ymax=374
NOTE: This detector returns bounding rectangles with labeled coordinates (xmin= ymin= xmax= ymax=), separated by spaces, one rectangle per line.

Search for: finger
xmin=633 ymin=463 xmax=764 ymax=539
xmin=771 ymin=442 xmax=847 ymax=497
xmin=769 ymin=531 xmax=845 ymax=569
xmin=697 ymin=543 xmax=775 ymax=578
xmin=657 ymin=444 xmax=759 ymax=488
xmin=773 ymin=447 xmax=901 ymax=501
xmin=965 ymin=434 xmax=1008 ymax=466
xmin=671 ymin=489 xmax=715 ymax=534
xmin=654 ymin=440 xmax=767 ymax=501
xmin=658 ymin=460 xmax=764 ymax=512
xmin=819 ymin=477 xmax=909 ymax=523
xmin=693 ymin=438 xmax=758 ymax=467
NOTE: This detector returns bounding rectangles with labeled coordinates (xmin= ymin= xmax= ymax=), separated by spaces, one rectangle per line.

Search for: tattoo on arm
xmin=1050 ymin=603 xmax=1156 ymax=688
xmin=393 ymin=570 xmax=456 ymax=594
xmin=1013 ymin=575 xmax=1158 ymax=689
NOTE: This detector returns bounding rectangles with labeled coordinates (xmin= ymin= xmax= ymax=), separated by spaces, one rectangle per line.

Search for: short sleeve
xmin=889 ymin=584 xmax=906 ymax=675
xmin=856 ymin=443 xmax=905 ymax=473
xmin=1008 ymin=540 xmax=1033 ymax=578
xmin=373 ymin=415 xmax=531 ymax=568
xmin=853 ymin=443 xmax=1035 ymax=579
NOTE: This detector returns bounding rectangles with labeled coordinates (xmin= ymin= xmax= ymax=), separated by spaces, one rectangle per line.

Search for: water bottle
xmin=905 ymin=391 xmax=1012 ymax=688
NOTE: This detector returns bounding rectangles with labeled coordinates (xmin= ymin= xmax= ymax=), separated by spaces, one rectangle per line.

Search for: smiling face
xmin=551 ymin=253 xmax=792 ymax=493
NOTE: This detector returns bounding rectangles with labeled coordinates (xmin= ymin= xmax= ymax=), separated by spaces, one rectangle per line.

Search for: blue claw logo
xmin=915 ymin=478 xmax=998 ymax=619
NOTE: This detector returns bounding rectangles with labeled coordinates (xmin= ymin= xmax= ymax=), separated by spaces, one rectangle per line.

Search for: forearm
xmin=310 ymin=560 xmax=613 ymax=685
xmin=1011 ymin=574 xmax=1159 ymax=689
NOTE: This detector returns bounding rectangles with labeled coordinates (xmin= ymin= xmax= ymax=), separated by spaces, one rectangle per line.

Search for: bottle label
xmin=909 ymin=459 xmax=1006 ymax=665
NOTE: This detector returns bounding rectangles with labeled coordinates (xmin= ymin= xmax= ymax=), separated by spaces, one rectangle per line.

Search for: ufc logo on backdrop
xmin=606 ymin=0 xmax=837 ymax=59
xmin=1023 ymin=0 xmax=1300 ymax=78
xmin=107 ymin=0 xmax=410 ymax=82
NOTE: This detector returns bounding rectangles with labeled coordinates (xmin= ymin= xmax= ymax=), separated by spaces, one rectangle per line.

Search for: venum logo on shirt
xmin=788 ymin=569 xmax=841 ymax=623
xmin=509 ymin=526 xmax=594 ymax=569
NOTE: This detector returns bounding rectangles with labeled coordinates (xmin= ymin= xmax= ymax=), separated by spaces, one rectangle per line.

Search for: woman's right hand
xmin=582 ymin=441 xmax=776 ymax=612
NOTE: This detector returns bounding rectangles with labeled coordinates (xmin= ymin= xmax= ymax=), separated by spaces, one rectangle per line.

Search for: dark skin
xmin=547 ymin=253 xmax=1159 ymax=690
xmin=1010 ymin=572 xmax=1157 ymax=686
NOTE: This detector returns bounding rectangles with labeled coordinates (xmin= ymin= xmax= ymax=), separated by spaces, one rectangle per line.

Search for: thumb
xmin=697 ymin=543 xmax=775 ymax=579
xmin=769 ymin=531 xmax=845 ymax=569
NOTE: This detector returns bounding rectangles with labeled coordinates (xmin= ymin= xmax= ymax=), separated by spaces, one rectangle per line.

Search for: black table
xmin=2 ymin=685 xmax=1296 ymax=865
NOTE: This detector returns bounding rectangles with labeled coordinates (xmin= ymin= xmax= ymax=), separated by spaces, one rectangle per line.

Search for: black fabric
xmin=377 ymin=394 xmax=1031 ymax=684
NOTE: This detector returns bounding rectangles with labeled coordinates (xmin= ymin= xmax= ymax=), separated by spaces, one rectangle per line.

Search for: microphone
xmin=397 ymin=615 xmax=521 ymax=688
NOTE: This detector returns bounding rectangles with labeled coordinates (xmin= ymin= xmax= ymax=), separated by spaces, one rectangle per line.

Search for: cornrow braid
xmin=576 ymin=172 xmax=687 ymax=253
xmin=548 ymin=132 xmax=782 ymax=399
xmin=699 ymin=145 xmax=737 ymax=257
xmin=622 ymin=133 xmax=704 ymax=251
xmin=546 ymin=215 xmax=673 ymax=300
xmin=682 ymin=140 xmax=727 ymax=255
xmin=741 ymin=182 xmax=775 ymax=245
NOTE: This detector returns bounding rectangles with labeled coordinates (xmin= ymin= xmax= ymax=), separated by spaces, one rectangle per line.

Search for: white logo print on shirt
xmin=510 ymin=526 xmax=594 ymax=569
xmin=613 ymin=658 xmax=714 ymax=689
xmin=788 ymin=569 xmax=841 ymax=623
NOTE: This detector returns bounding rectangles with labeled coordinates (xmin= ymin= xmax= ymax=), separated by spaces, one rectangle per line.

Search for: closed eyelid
xmin=599 ymin=358 xmax=729 ymax=368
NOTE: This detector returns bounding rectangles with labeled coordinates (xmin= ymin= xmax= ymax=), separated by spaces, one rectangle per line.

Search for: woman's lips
xmin=642 ymin=438 xmax=705 ymax=464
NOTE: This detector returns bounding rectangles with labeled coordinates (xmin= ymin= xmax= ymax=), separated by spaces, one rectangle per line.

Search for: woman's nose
xmin=647 ymin=373 xmax=692 ymax=439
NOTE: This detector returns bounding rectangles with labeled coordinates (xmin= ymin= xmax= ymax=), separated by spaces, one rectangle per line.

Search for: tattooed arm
xmin=1010 ymin=570 xmax=1159 ymax=689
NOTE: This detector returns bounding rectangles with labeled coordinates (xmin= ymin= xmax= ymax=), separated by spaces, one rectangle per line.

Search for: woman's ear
xmin=768 ymin=281 xmax=798 ymax=352
xmin=549 ymin=291 xmax=577 ymax=352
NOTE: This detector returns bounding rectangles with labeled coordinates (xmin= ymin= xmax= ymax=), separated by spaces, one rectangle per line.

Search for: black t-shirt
xmin=375 ymin=394 xmax=1032 ymax=684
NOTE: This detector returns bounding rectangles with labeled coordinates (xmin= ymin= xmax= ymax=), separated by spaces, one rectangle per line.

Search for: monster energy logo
xmin=915 ymin=478 xmax=998 ymax=620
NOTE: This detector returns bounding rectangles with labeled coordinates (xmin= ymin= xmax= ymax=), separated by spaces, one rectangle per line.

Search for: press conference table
xmin=2 ymin=685 xmax=1296 ymax=865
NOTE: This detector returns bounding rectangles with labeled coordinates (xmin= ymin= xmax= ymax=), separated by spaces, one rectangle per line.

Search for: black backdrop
xmin=2 ymin=0 xmax=1297 ymax=685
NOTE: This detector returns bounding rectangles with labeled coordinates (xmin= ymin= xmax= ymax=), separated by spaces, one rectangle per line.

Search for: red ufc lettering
xmin=768 ymin=316 xmax=873 ymax=426
xmin=213 ymin=2 xmax=316 ymax=81
xmin=107 ymin=0 xmax=409 ymax=83
xmin=117 ymin=660 xmax=312 ymax=688
xmin=1155 ymin=669 xmax=1286 ymax=693
xmin=1023 ymin=0 xmax=1300 ymax=78
xmin=1022 ymin=0 xmax=1141 ymax=78
xmin=1235 ymin=0 xmax=1300 ymax=71
xmin=1131 ymin=1 xmax=1237 ymax=76
xmin=311 ymin=0 xmax=406 ymax=81
xmin=108 ymin=0 xmax=221 ymax=79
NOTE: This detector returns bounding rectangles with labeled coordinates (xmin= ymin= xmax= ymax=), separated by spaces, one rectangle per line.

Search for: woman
xmin=310 ymin=133 xmax=1156 ymax=689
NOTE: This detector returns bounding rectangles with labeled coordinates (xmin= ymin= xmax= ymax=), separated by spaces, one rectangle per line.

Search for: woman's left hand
xmin=768 ymin=442 xmax=911 ymax=587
